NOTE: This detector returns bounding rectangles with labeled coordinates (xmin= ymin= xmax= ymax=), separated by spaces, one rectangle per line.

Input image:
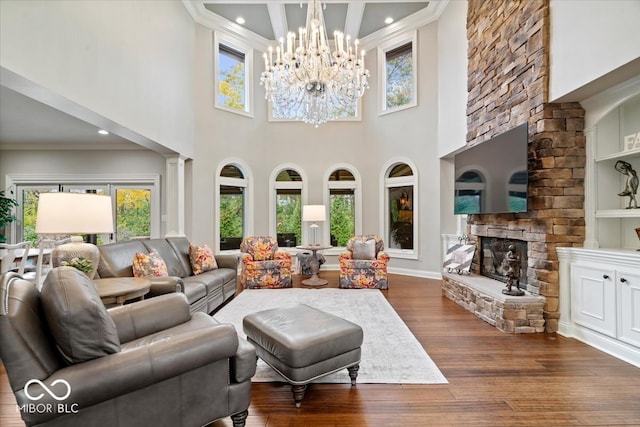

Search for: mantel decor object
xmin=501 ymin=244 xmax=525 ymax=296
xmin=636 ymin=227 xmax=640 ymax=251
xmin=35 ymin=192 xmax=114 ymax=279
xmin=615 ymin=160 xmax=639 ymax=209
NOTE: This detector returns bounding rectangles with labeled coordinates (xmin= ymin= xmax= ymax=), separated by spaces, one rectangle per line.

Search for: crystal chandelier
xmin=260 ymin=0 xmax=370 ymax=127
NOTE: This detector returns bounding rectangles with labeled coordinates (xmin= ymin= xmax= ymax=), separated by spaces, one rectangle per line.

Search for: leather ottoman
xmin=243 ymin=303 xmax=363 ymax=407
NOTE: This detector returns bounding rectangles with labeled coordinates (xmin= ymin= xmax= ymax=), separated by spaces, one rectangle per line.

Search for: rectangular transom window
xmin=378 ymin=31 xmax=417 ymax=115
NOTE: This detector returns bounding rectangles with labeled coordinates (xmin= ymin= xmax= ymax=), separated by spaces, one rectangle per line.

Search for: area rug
xmin=214 ymin=288 xmax=448 ymax=384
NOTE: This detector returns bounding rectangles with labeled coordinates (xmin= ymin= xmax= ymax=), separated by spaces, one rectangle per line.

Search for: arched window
xmin=455 ymin=170 xmax=486 ymax=214
xmin=217 ymin=162 xmax=250 ymax=251
xmin=325 ymin=166 xmax=361 ymax=248
xmin=270 ymin=166 xmax=306 ymax=248
xmin=383 ymin=161 xmax=418 ymax=258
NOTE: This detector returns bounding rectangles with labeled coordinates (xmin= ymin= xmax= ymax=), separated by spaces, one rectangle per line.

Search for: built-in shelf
xmin=595 ymin=209 xmax=640 ymax=218
xmin=595 ymin=147 xmax=640 ymax=162
xmin=585 ymin=80 xmax=640 ymax=250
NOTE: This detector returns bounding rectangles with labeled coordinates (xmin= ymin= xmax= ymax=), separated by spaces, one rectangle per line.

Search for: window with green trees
xmin=218 ymin=44 xmax=245 ymax=111
xmin=116 ymin=189 xmax=151 ymax=240
xmin=379 ymin=32 xmax=417 ymax=114
xmin=17 ymin=185 xmax=152 ymax=245
xmin=328 ymin=169 xmax=357 ymax=247
xmin=275 ymin=169 xmax=302 ymax=247
xmin=219 ymin=164 xmax=246 ymax=250
xmin=215 ymin=34 xmax=253 ymax=116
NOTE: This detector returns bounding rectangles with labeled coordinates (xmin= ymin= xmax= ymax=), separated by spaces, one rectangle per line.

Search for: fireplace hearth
xmin=480 ymin=237 xmax=528 ymax=287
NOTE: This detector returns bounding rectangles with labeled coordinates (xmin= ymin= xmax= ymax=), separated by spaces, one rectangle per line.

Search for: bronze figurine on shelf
xmin=615 ymin=160 xmax=639 ymax=209
xmin=501 ymin=244 xmax=525 ymax=296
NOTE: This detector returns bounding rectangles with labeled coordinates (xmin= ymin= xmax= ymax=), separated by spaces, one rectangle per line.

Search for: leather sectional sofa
xmin=97 ymin=237 xmax=238 ymax=313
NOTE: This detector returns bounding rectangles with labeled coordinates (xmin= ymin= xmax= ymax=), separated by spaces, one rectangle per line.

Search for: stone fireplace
xmin=442 ymin=0 xmax=586 ymax=333
xmin=480 ymin=237 xmax=528 ymax=286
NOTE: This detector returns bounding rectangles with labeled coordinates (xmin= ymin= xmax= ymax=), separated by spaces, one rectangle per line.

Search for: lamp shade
xmin=36 ymin=193 xmax=114 ymax=234
xmin=302 ymin=205 xmax=326 ymax=222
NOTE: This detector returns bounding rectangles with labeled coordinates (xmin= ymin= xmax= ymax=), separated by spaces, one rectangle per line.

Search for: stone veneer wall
xmin=462 ymin=0 xmax=586 ymax=333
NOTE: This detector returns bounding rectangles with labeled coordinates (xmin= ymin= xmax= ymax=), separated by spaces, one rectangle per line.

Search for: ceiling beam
xmin=267 ymin=3 xmax=288 ymax=41
xmin=344 ymin=2 xmax=365 ymax=39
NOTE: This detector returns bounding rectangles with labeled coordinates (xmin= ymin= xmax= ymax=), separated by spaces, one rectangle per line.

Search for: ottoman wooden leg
xmin=348 ymin=364 xmax=360 ymax=386
xmin=292 ymin=384 xmax=307 ymax=408
xmin=230 ymin=409 xmax=248 ymax=427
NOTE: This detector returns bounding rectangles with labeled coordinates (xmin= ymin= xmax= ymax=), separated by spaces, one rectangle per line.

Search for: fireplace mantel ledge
xmin=442 ymin=272 xmax=545 ymax=304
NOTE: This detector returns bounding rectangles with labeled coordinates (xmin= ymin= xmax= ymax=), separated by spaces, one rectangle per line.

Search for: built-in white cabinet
xmin=558 ymin=248 xmax=640 ymax=367
xmin=618 ymin=267 xmax=640 ymax=348
xmin=570 ymin=263 xmax=617 ymax=337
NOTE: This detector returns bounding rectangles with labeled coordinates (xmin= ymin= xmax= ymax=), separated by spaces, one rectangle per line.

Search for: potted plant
xmin=0 ymin=190 xmax=19 ymax=243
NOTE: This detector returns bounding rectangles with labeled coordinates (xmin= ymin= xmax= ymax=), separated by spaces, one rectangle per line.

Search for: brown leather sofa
xmin=97 ymin=237 xmax=238 ymax=313
xmin=0 ymin=269 xmax=256 ymax=427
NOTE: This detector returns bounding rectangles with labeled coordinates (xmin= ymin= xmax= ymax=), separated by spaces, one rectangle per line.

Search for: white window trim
xmin=6 ymin=174 xmax=161 ymax=242
xmin=215 ymin=159 xmax=254 ymax=254
xmin=214 ymin=31 xmax=254 ymax=118
xmin=268 ymin=164 xmax=308 ymax=250
xmin=377 ymin=30 xmax=418 ymax=116
xmin=379 ymin=158 xmax=419 ymax=260
xmin=323 ymin=164 xmax=362 ymax=256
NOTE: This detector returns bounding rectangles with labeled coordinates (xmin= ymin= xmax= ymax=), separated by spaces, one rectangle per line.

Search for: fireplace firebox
xmin=480 ymin=238 xmax=528 ymax=287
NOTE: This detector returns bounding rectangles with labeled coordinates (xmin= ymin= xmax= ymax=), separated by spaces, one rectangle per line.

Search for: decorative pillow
xmin=40 ymin=266 xmax=120 ymax=364
xmin=248 ymin=239 xmax=276 ymax=261
xmin=352 ymin=239 xmax=376 ymax=260
xmin=132 ymin=250 xmax=168 ymax=277
xmin=189 ymin=243 xmax=217 ymax=275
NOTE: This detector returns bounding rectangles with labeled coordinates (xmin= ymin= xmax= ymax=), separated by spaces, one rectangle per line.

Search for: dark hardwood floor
xmin=2 ymin=272 xmax=640 ymax=426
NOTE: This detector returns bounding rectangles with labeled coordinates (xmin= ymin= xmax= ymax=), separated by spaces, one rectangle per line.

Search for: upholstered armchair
xmin=240 ymin=236 xmax=293 ymax=288
xmin=0 ymin=268 xmax=256 ymax=427
xmin=339 ymin=234 xmax=390 ymax=289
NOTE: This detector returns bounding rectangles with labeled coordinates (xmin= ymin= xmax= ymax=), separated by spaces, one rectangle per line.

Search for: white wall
xmin=550 ymin=0 xmax=640 ymax=102
xmin=191 ymin=22 xmax=444 ymax=276
xmin=437 ymin=0 xmax=468 ymax=159
xmin=0 ymin=0 xmax=195 ymax=157
xmin=436 ymin=0 xmax=468 ymax=245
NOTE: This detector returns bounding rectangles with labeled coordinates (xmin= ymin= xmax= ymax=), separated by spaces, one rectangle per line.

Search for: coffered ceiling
xmin=200 ymin=1 xmax=430 ymax=41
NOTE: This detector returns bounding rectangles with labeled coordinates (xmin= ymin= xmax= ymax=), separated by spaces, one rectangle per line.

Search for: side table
xmin=94 ymin=277 xmax=151 ymax=307
xmin=296 ymin=245 xmax=332 ymax=287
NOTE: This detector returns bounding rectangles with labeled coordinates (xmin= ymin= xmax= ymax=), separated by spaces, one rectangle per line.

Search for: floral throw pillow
xmin=189 ymin=243 xmax=217 ymax=275
xmin=132 ymin=250 xmax=168 ymax=277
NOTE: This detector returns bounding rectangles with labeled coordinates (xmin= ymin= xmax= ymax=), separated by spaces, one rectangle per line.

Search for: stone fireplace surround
xmin=443 ymin=0 xmax=586 ymax=333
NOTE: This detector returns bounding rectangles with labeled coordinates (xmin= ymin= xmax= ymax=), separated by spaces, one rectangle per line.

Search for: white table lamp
xmin=302 ymin=205 xmax=326 ymax=246
xmin=35 ymin=193 xmax=114 ymax=279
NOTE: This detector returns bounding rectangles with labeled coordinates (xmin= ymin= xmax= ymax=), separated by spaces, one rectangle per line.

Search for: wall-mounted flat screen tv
xmin=454 ymin=123 xmax=528 ymax=214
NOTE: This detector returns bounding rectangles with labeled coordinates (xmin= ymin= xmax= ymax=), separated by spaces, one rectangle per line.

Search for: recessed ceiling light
xmin=98 ymin=129 xmax=109 ymax=135
xmin=384 ymin=17 xmax=394 ymax=25
xmin=236 ymin=17 xmax=245 ymax=25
